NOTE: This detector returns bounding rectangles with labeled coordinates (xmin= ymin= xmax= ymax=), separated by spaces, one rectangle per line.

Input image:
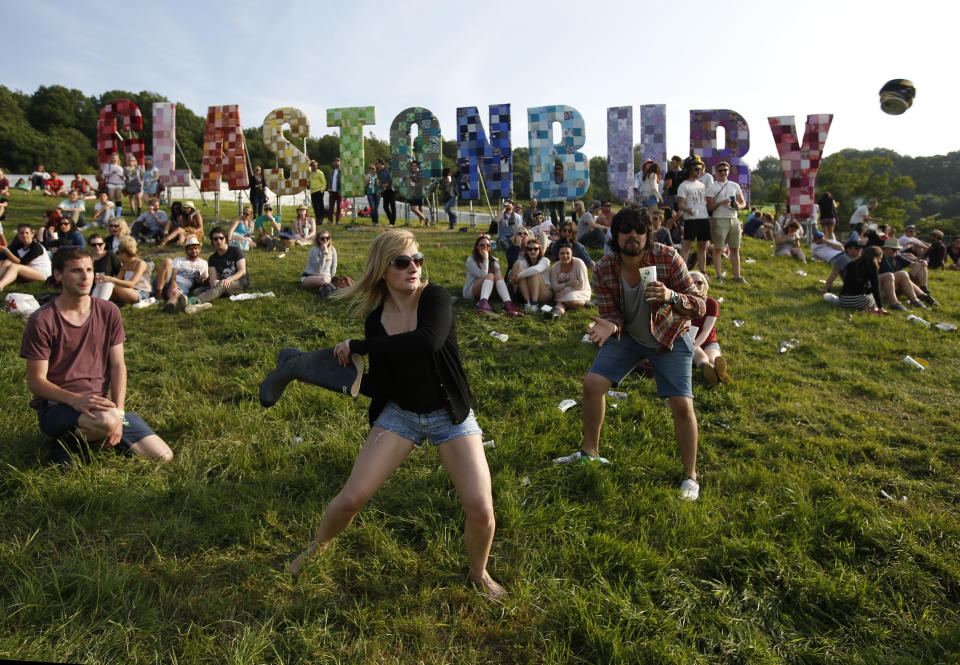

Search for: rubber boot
xmin=259 ymin=347 xmax=364 ymax=407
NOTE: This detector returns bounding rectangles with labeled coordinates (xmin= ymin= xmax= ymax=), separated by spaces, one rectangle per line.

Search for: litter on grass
xmin=540 ymin=304 xmax=553 ymax=313
xmin=581 ymin=333 xmax=594 ymax=344
xmin=489 ymin=331 xmax=509 ymax=342
xmin=733 ymin=319 xmax=745 ymax=327
xmin=907 ymin=314 xmax=931 ymax=327
xmin=482 ymin=440 xmax=495 ymax=449
xmin=230 ymin=292 xmax=276 ymax=301
xmin=744 ymin=258 xmax=756 ymax=263
xmin=608 ymin=391 xmax=628 ymax=399
xmin=132 ymin=297 xmax=157 ymax=308
xmin=796 ymin=270 xmax=807 ymax=276
xmin=292 ymin=436 xmax=304 ymax=446
xmin=880 ymin=489 xmax=908 ymax=503
xmin=520 ymin=477 xmax=531 ymax=487
xmin=752 ymin=335 xmax=763 ymax=341
xmin=558 ymin=399 xmax=577 ymax=412
xmin=935 ymin=322 xmax=957 ymax=332
xmin=902 ymin=355 xmax=926 ymax=370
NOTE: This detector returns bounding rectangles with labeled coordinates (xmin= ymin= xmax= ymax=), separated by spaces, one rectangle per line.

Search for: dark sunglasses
xmin=211 ymin=236 xmax=226 ymax=241
xmin=526 ymin=245 xmax=541 ymax=251
xmin=390 ymin=252 xmax=424 ymax=269
xmin=89 ymin=242 xmax=104 ymax=247
xmin=619 ymin=223 xmax=647 ymax=234
xmin=319 ymin=236 xmax=331 ymax=240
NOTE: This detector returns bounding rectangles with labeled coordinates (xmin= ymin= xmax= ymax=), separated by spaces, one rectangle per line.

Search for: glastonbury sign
xmin=97 ymin=101 xmax=833 ymax=218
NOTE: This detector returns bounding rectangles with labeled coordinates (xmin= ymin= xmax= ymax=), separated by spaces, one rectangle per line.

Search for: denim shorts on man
xmin=38 ymin=402 xmax=155 ymax=449
xmin=374 ymin=400 xmax=482 ymax=445
xmin=589 ymin=330 xmax=694 ymax=398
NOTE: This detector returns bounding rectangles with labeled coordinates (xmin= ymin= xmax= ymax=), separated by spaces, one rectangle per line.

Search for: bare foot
xmin=469 ymin=571 xmax=507 ymax=601
xmin=288 ymin=541 xmax=323 ymax=576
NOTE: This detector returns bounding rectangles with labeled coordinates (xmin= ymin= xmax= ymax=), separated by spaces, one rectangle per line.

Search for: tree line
xmin=2 ymin=85 xmax=957 ymax=231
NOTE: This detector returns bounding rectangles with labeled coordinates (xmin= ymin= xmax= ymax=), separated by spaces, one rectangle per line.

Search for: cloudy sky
xmin=7 ymin=0 xmax=957 ymax=164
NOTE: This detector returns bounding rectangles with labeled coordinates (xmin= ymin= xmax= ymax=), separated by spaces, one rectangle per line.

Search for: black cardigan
xmin=349 ymin=283 xmax=473 ymax=426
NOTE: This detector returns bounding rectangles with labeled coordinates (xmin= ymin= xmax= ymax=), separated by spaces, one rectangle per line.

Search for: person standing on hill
xmin=557 ymin=206 xmax=705 ymax=502
xmin=309 ymin=160 xmax=327 ymax=225
xmin=672 ymin=156 xmax=710 ymax=274
xmin=328 ymin=158 xmax=342 ymax=224
xmin=705 ymin=161 xmax=747 ymax=283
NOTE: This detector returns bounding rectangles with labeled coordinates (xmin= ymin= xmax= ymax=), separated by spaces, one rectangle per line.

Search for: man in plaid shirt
xmin=554 ymin=206 xmax=706 ymax=501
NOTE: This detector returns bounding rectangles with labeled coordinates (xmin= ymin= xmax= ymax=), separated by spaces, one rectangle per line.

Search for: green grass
xmin=2 ymin=189 xmax=960 ymax=664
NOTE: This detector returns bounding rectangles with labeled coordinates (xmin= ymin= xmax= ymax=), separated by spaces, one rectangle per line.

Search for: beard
xmin=619 ymin=238 xmax=642 ymax=257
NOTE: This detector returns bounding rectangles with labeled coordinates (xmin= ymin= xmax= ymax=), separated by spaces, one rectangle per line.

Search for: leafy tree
xmin=816 ymin=151 xmax=917 ymax=227
xmin=511 ymin=147 xmax=529 ymax=201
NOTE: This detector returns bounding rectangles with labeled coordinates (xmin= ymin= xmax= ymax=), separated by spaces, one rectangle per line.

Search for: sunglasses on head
xmin=390 ymin=252 xmax=424 ymax=269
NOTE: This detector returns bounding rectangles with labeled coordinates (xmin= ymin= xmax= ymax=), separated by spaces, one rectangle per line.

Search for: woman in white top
xmin=547 ymin=240 xmax=591 ymax=319
xmin=105 ymin=218 xmax=131 ymax=253
xmin=637 ymin=161 xmax=662 ymax=207
xmin=102 ymin=154 xmax=125 ymax=214
xmin=464 ymin=234 xmax=523 ymax=317
xmin=293 ymin=204 xmax=317 ymax=246
xmin=775 ymin=219 xmax=807 ymax=263
xmin=509 ymin=238 xmax=551 ymax=311
xmin=99 ymin=236 xmax=152 ymax=303
xmin=301 ymin=230 xmax=337 ymax=295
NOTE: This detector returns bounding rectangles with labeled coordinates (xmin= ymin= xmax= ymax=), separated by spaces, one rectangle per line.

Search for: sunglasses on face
xmin=619 ymin=224 xmax=647 ymax=235
xmin=89 ymin=242 xmax=104 ymax=247
xmin=477 ymin=242 xmax=490 ymax=248
xmin=526 ymin=246 xmax=540 ymax=251
xmin=319 ymin=236 xmax=330 ymax=241
xmin=211 ymin=236 xmax=226 ymax=242
xmin=390 ymin=252 xmax=424 ymax=269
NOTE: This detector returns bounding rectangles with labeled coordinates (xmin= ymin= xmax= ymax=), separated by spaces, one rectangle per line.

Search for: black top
xmin=350 ymin=282 xmax=473 ymax=426
xmin=209 ymin=246 xmax=249 ymax=288
xmin=93 ymin=251 xmax=122 ymax=277
xmin=840 ymin=258 xmax=882 ymax=306
xmin=928 ymin=241 xmax=947 ymax=270
xmin=817 ymin=193 xmax=838 ymax=219
xmin=665 ymin=169 xmax=683 ymax=196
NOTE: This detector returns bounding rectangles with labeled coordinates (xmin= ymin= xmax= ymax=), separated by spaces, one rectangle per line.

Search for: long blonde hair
xmin=336 ymin=229 xmax=426 ymax=313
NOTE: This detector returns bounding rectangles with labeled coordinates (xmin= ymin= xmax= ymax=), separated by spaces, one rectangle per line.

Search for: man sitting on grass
xmin=0 ymin=224 xmax=53 ymax=291
xmin=20 ymin=247 xmax=173 ymax=462
xmin=154 ymin=236 xmax=209 ymax=312
xmin=187 ymin=226 xmax=248 ymax=312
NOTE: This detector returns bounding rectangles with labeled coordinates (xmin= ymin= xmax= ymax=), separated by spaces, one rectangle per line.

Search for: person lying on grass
xmin=287 ymin=229 xmax=506 ymax=600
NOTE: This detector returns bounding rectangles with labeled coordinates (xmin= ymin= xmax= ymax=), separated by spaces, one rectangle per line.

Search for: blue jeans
xmin=373 ymin=400 xmax=482 ymax=445
xmin=444 ymin=196 xmax=458 ymax=228
xmin=367 ymin=192 xmax=380 ymax=225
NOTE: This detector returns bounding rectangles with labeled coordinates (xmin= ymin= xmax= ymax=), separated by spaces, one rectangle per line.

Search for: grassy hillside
xmin=2 ymin=189 xmax=959 ymax=664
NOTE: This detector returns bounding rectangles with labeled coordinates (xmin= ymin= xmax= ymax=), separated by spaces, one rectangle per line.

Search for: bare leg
xmin=681 ymin=240 xmax=694 ymax=267
xmin=582 ymin=372 xmax=612 ymax=457
xmin=879 ymin=273 xmax=898 ymax=305
xmin=730 ymin=248 xmax=742 ymax=279
xmin=697 ymin=239 xmax=708 ymax=273
xmin=302 ymin=275 xmax=331 ymax=289
xmin=155 ymin=258 xmax=174 ymax=300
xmin=110 ymin=285 xmax=141 ymax=304
xmin=517 ymin=278 xmax=532 ymax=304
xmin=129 ymin=434 xmax=173 ymax=461
xmin=436 ymin=434 xmax=504 ymax=599
xmin=289 ymin=427 xmax=415 ymax=575
xmin=0 ymin=263 xmax=45 ymax=290
xmin=693 ymin=345 xmax=711 ymax=368
xmin=669 ymin=396 xmax=698 ymax=480
xmin=712 ymin=246 xmax=724 ymax=279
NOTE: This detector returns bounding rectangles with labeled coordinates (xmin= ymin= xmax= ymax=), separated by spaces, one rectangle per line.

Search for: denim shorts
xmin=373 ymin=401 xmax=482 ymax=446
xmin=38 ymin=402 xmax=155 ymax=449
xmin=589 ymin=331 xmax=694 ymax=398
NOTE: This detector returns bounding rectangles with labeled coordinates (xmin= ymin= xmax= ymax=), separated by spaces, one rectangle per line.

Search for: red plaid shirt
xmin=591 ymin=243 xmax=705 ymax=350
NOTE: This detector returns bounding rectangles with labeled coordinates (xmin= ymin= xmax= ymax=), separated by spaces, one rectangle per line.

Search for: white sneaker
xmin=524 ymin=302 xmax=538 ymax=312
xmin=678 ymin=478 xmax=700 ymax=501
